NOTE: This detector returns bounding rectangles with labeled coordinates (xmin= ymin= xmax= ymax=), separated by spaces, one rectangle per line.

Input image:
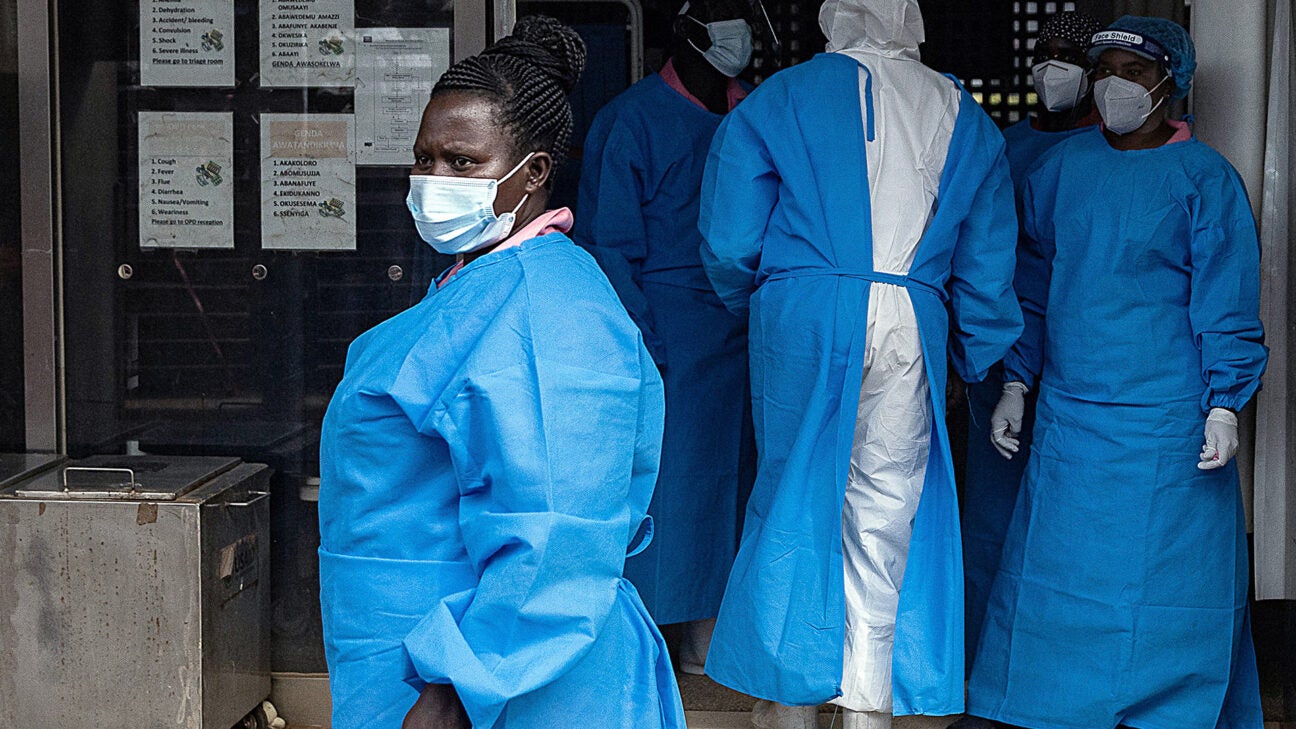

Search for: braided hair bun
xmin=434 ymin=15 xmax=586 ymax=169
xmin=484 ymin=15 xmax=586 ymax=96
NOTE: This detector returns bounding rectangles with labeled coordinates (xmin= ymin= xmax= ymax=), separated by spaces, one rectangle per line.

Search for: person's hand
xmin=403 ymin=683 xmax=471 ymax=729
xmin=990 ymin=382 xmax=1029 ymax=459
xmin=1198 ymin=408 xmax=1239 ymax=470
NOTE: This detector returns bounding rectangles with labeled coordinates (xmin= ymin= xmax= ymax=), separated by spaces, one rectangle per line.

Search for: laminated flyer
xmin=138 ymin=112 xmax=235 ymax=249
xmin=355 ymin=27 xmax=451 ymax=166
xmin=260 ymin=0 xmax=355 ymax=87
xmin=261 ymin=114 xmax=356 ymax=250
xmin=140 ymin=0 xmax=236 ymax=87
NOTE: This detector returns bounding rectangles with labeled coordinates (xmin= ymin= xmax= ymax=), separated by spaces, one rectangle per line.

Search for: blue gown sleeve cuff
xmin=401 ymin=587 xmax=508 ymax=729
xmin=1000 ymin=360 xmax=1037 ymax=390
xmin=1205 ymin=383 xmax=1261 ymax=413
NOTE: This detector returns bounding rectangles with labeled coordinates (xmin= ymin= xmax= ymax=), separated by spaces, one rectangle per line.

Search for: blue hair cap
xmin=1090 ymin=15 xmax=1196 ymax=100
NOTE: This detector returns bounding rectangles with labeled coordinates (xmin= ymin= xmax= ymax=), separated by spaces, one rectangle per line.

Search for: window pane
xmin=57 ymin=0 xmax=456 ymax=673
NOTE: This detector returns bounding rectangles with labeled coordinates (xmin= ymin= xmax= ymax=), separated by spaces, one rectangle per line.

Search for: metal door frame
xmin=18 ymin=0 xmax=62 ymax=454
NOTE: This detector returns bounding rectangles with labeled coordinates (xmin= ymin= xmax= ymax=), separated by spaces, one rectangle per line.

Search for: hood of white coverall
xmin=818 ymin=0 xmax=925 ymax=59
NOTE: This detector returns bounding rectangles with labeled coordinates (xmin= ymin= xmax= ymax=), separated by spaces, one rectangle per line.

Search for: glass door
xmin=55 ymin=0 xmax=475 ymax=672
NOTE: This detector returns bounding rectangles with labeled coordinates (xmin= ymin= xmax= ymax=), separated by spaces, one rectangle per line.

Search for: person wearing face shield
xmin=959 ymin=9 xmax=1103 ymax=674
xmin=697 ymin=0 xmax=1022 ymax=727
xmin=965 ymin=16 xmax=1267 ymax=729
xmin=574 ymin=0 xmax=757 ymax=675
xmin=318 ymin=16 xmax=686 ymax=729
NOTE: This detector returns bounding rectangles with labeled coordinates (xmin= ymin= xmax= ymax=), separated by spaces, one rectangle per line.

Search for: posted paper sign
xmin=261 ymin=114 xmax=356 ymax=250
xmin=140 ymin=0 xmax=235 ymax=87
xmin=355 ymin=28 xmax=450 ymax=166
xmin=260 ymin=0 xmax=355 ymax=87
xmin=139 ymin=112 xmax=235 ymax=249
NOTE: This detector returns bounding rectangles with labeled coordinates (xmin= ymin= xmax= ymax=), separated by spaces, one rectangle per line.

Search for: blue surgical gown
xmin=575 ymin=72 xmax=756 ymax=625
xmin=967 ymin=128 xmax=1268 ymax=729
xmin=698 ymin=53 xmax=1022 ymax=714
xmin=318 ymin=234 xmax=686 ymax=729
xmin=962 ymin=117 xmax=1093 ymax=669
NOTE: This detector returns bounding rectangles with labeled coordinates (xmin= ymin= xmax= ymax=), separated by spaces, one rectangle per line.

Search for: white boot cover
xmin=842 ymin=709 xmax=893 ymax=729
xmin=752 ymin=700 xmax=819 ymax=729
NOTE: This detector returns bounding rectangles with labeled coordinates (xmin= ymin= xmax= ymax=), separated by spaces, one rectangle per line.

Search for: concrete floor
xmin=685 ymin=710 xmax=955 ymax=728
xmin=274 ymin=671 xmax=961 ymax=729
xmin=283 ymin=713 xmax=955 ymax=728
xmin=272 ymin=671 xmax=1296 ymax=729
xmin=677 ymin=672 xmax=958 ymax=729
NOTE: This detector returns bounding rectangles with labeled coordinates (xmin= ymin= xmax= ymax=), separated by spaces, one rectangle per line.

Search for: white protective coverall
xmin=826 ymin=0 xmax=959 ymax=721
xmin=707 ymin=1 xmax=1017 ymax=726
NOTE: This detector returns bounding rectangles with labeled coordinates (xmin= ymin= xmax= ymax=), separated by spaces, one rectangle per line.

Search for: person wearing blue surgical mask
xmin=956 ymin=10 xmax=1104 ymax=689
xmin=574 ymin=0 xmax=757 ymax=676
xmin=319 ymin=16 xmax=685 ymax=729
xmin=677 ymin=1 xmax=754 ymax=89
xmin=964 ymin=16 xmax=1267 ymax=729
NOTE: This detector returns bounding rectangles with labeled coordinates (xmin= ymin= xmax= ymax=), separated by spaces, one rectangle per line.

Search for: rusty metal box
xmin=0 ymin=455 xmax=271 ymax=728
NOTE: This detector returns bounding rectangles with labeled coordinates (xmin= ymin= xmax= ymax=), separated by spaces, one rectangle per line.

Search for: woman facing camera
xmin=318 ymin=16 xmax=686 ymax=729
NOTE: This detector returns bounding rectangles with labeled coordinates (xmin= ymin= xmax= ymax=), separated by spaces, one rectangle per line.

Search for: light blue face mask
xmin=687 ymin=16 xmax=753 ymax=78
xmin=405 ymin=153 xmax=533 ymax=255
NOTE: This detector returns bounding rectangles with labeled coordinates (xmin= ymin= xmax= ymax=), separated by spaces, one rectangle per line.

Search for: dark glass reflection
xmin=56 ymin=0 xmax=453 ymax=672
xmin=0 ymin=2 xmax=22 ymax=452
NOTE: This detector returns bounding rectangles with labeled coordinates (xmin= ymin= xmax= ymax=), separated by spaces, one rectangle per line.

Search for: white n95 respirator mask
xmin=406 ymin=153 xmax=533 ymax=255
xmin=1031 ymin=60 xmax=1090 ymax=112
xmin=688 ymin=16 xmax=753 ymax=78
xmin=1094 ymin=74 xmax=1169 ymax=135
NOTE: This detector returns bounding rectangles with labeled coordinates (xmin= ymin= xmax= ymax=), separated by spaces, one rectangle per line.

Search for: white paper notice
xmin=261 ymin=114 xmax=356 ymax=250
xmin=140 ymin=0 xmax=235 ymax=87
xmin=355 ymin=28 xmax=450 ymax=166
xmin=260 ymin=0 xmax=355 ymax=87
xmin=139 ymin=112 xmax=235 ymax=249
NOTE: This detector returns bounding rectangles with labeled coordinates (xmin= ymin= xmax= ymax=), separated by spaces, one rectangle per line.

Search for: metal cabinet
xmin=0 ymin=455 xmax=271 ymax=729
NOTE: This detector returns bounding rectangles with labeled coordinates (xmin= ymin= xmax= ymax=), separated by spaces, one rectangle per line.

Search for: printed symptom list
xmin=138 ymin=112 xmax=236 ymax=249
xmin=355 ymin=28 xmax=450 ymax=166
xmin=260 ymin=114 xmax=356 ymax=250
xmin=260 ymin=0 xmax=355 ymax=87
xmin=140 ymin=0 xmax=236 ymax=87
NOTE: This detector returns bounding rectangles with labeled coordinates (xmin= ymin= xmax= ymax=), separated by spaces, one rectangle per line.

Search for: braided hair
xmin=433 ymin=16 xmax=586 ymax=171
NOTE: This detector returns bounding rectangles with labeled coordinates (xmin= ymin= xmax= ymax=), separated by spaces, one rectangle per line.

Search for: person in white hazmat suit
xmin=696 ymin=1 xmax=1021 ymax=728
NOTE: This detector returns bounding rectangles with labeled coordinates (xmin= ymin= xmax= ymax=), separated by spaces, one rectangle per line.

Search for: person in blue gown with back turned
xmin=966 ymin=16 xmax=1268 ymax=729
xmin=697 ymin=0 xmax=1022 ymax=726
xmin=317 ymin=16 xmax=685 ymax=729
xmin=575 ymin=0 xmax=757 ymax=673
xmin=959 ymin=9 xmax=1104 ymax=677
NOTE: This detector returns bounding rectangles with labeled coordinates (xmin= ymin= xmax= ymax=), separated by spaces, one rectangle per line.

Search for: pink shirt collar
xmin=495 ymin=206 xmax=573 ymax=252
xmin=660 ymin=58 xmax=747 ymax=113
xmin=1099 ymin=118 xmax=1193 ymax=146
xmin=438 ymin=208 xmax=573 ymax=288
xmin=1165 ymin=119 xmax=1193 ymax=145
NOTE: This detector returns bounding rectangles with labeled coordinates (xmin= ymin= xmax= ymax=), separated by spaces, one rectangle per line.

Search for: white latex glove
xmin=1198 ymin=407 xmax=1239 ymax=470
xmin=990 ymin=381 xmax=1029 ymax=459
